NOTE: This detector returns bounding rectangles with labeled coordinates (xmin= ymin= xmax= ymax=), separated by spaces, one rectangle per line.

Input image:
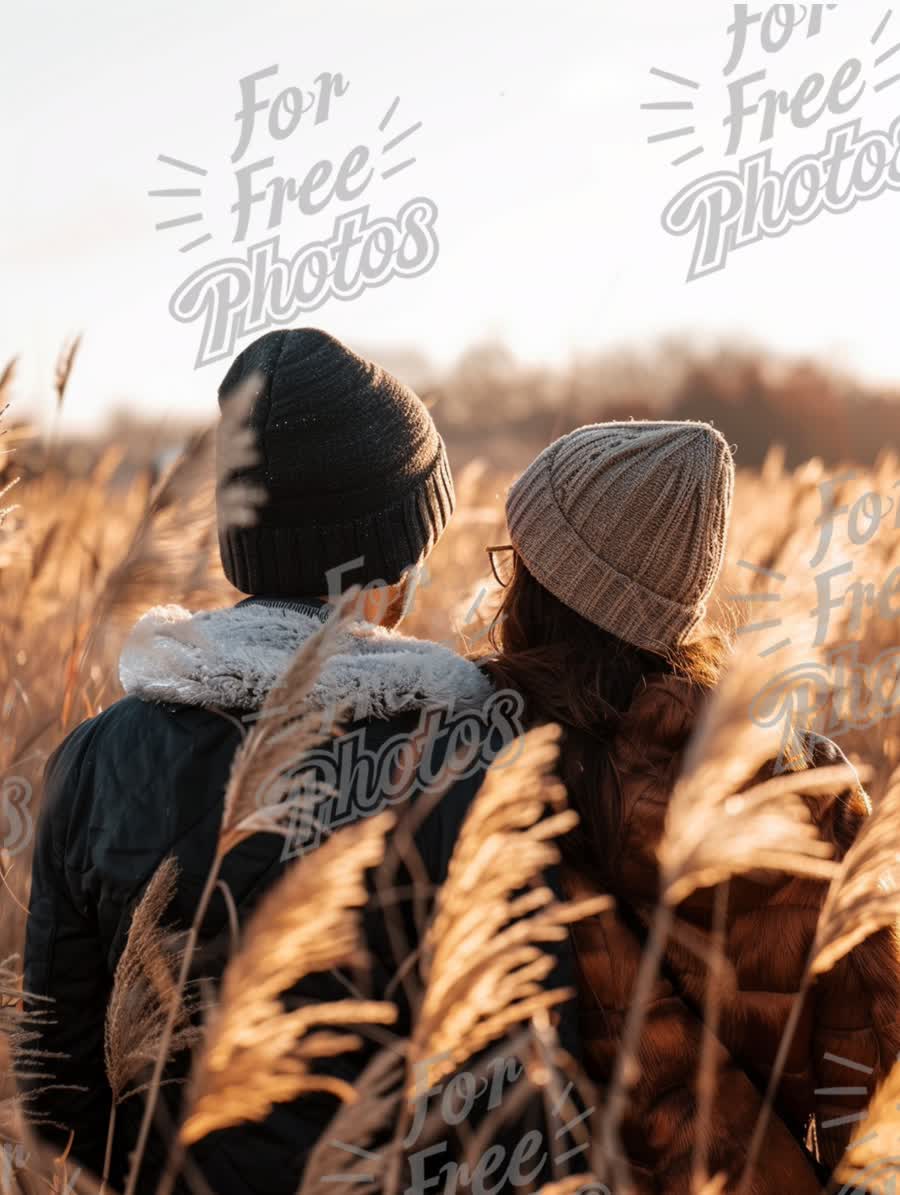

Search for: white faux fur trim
xmin=119 ymin=602 xmax=493 ymax=720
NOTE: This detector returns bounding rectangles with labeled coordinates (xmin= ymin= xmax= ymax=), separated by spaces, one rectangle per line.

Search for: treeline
xmin=4 ymin=340 xmax=899 ymax=481
xmin=421 ymin=341 xmax=900 ymax=470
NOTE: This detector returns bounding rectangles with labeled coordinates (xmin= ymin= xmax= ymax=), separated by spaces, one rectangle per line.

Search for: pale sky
xmin=3 ymin=0 xmax=900 ymax=430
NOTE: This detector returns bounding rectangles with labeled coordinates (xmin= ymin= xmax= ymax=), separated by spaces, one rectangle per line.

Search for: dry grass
xmin=0 ymin=356 xmax=899 ymax=1194
xmin=104 ymin=859 xmax=197 ymax=1105
xmin=831 ymin=1054 xmax=900 ymax=1192
xmin=407 ymin=724 xmax=610 ymax=1094
xmin=180 ymin=811 xmax=398 ymax=1145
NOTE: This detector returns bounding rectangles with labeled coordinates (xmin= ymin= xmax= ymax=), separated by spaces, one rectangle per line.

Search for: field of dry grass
xmin=0 ymin=363 xmax=899 ymax=1194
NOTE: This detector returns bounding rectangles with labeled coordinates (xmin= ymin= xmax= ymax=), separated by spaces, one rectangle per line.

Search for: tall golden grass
xmin=0 ymin=348 xmax=899 ymax=1194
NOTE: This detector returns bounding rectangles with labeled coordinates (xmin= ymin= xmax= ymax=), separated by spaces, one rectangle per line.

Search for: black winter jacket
xmin=22 ymin=598 xmax=585 ymax=1195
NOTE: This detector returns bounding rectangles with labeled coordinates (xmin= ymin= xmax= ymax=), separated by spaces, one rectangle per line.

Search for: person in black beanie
xmin=21 ymin=329 xmax=587 ymax=1195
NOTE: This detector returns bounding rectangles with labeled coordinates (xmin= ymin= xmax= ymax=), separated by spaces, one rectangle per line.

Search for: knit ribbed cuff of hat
xmin=219 ymin=444 xmax=455 ymax=596
xmin=506 ymin=447 xmax=707 ymax=655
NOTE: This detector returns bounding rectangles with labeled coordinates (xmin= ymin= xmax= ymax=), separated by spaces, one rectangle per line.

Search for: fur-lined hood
xmin=119 ymin=600 xmax=493 ymax=720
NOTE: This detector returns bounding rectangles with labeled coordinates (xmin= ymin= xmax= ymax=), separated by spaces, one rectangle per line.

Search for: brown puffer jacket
xmin=561 ymin=674 xmax=900 ymax=1194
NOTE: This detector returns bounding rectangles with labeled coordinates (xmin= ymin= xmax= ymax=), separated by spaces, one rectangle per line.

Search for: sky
xmin=3 ymin=0 xmax=900 ymax=430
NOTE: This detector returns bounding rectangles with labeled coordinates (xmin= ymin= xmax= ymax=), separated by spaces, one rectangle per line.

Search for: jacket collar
xmin=233 ymin=594 xmax=330 ymax=621
xmin=118 ymin=599 xmax=493 ymax=719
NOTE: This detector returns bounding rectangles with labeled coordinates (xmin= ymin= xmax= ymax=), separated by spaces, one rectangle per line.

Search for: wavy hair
xmin=479 ymin=553 xmax=731 ymax=890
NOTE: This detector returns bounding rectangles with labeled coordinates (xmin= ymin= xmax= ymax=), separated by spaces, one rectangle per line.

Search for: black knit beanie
xmin=216 ymin=328 xmax=455 ymax=596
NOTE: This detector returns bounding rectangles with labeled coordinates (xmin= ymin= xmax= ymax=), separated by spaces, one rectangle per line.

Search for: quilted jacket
xmin=562 ymin=673 xmax=900 ymax=1194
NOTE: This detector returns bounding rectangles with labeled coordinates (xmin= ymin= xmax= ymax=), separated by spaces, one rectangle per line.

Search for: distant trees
xmin=427 ymin=341 xmax=900 ymax=470
xmin=4 ymin=339 xmax=898 ymax=480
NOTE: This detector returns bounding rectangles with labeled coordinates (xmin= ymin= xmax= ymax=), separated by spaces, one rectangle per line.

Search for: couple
xmin=23 ymin=329 xmax=900 ymax=1194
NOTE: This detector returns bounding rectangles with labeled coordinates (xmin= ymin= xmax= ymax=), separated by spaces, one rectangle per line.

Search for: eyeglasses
xmin=486 ymin=544 xmax=515 ymax=588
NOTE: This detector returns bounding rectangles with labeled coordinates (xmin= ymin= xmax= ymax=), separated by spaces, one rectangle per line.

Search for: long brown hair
xmin=480 ymin=553 xmax=730 ymax=890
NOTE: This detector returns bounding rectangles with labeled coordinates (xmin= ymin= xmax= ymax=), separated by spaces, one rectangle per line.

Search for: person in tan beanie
xmin=482 ymin=421 xmax=900 ymax=1194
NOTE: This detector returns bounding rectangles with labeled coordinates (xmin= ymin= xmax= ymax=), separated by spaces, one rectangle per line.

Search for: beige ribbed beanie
xmin=505 ymin=421 xmax=735 ymax=654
